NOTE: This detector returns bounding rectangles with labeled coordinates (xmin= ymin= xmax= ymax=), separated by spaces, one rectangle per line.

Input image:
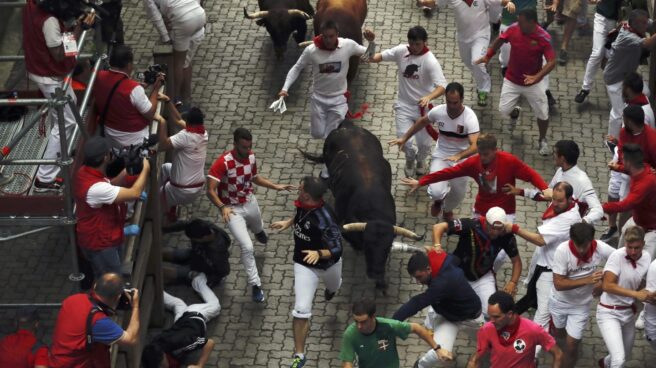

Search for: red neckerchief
xmin=476 ymin=217 xmax=493 ymax=252
xmin=463 ymin=0 xmax=474 ymax=6
xmin=185 ymin=125 xmax=206 ymax=134
xmin=497 ymin=317 xmax=521 ymax=346
xmin=166 ymin=353 xmax=181 ymax=368
xmin=428 ymin=249 xmax=447 ymax=278
xmin=405 ymin=46 xmax=430 ymax=57
xmin=624 ymin=23 xmax=646 ymax=38
xmin=542 ymin=201 xmax=575 ymax=220
xmin=313 ymin=35 xmax=338 ymax=51
xmin=626 ymin=94 xmax=649 ymax=106
xmin=625 ymin=255 xmax=638 ymax=268
xmin=294 ymin=199 xmax=325 ymax=209
xmin=569 ymin=240 xmax=597 ymax=265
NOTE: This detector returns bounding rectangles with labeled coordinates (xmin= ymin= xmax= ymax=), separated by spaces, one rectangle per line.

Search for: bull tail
xmin=298 ymin=147 xmax=325 ymax=163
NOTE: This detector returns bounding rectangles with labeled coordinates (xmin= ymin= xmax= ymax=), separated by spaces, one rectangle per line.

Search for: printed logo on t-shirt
xmin=403 ymin=64 xmax=420 ymax=79
xmin=501 ymin=331 xmax=511 ymax=340
xmin=377 ymin=339 xmax=390 ymax=351
xmin=452 ymin=219 xmax=462 ymax=231
xmin=457 ymin=125 xmax=464 ymax=134
xmin=319 ymin=62 xmax=342 ymax=73
xmin=304 ymin=220 xmax=311 ymax=230
xmin=479 ymin=173 xmax=497 ymax=194
xmin=513 ymin=339 xmax=526 ymax=353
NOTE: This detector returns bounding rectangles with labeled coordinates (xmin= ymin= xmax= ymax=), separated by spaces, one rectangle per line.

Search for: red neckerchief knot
xmin=542 ymin=201 xmax=575 ymax=220
xmin=624 ymin=23 xmax=646 ymax=38
xmin=313 ymin=35 xmax=338 ymax=51
xmin=428 ymin=249 xmax=447 ymax=278
xmin=625 ymin=255 xmax=638 ymax=268
xmin=462 ymin=0 xmax=474 ymax=6
xmin=626 ymin=94 xmax=649 ymax=106
xmin=294 ymin=199 xmax=325 ymax=209
xmin=185 ymin=125 xmax=206 ymax=134
xmin=569 ymin=240 xmax=597 ymax=265
xmin=405 ymin=46 xmax=430 ymax=57
xmin=497 ymin=317 xmax=521 ymax=346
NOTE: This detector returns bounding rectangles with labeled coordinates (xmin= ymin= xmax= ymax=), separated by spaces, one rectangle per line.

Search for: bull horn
xmin=343 ymin=223 xmax=367 ymax=232
xmin=243 ymin=7 xmax=268 ymax=19
xmin=288 ymin=9 xmax=312 ymax=19
xmin=298 ymin=41 xmax=313 ymax=48
xmin=393 ymin=226 xmax=423 ymax=240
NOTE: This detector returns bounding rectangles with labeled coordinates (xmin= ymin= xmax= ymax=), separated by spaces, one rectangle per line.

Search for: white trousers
xmin=418 ymin=308 xmax=485 ymax=367
xmin=34 ymin=80 xmax=77 ymax=183
xmin=310 ymin=93 xmax=348 ymax=139
xmin=458 ymin=36 xmax=491 ymax=93
xmin=499 ymin=24 xmax=511 ymax=69
xmin=608 ymin=148 xmax=630 ymax=200
xmin=170 ymin=6 xmax=206 ymax=68
xmin=394 ymin=102 xmax=432 ymax=163
xmin=226 ymin=194 xmax=265 ymax=287
xmin=618 ymin=217 xmax=656 ymax=260
xmin=468 ymin=271 xmax=497 ymax=318
xmin=160 ymin=162 xmax=204 ymax=207
xmin=499 ymin=78 xmax=549 ymax=121
xmin=427 ymin=158 xmax=468 ymax=212
xmin=644 ymin=305 xmax=656 ymax=350
xmin=582 ymin=13 xmax=616 ymax=91
xmin=606 ymin=81 xmax=624 ymax=137
xmin=163 ymin=272 xmax=221 ymax=322
xmin=533 ymin=271 xmax=554 ymax=330
xmin=292 ymin=259 xmax=342 ymax=319
xmin=597 ymin=305 xmax=637 ymax=367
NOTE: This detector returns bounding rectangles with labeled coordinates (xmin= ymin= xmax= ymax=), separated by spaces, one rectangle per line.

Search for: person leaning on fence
xmin=74 ymin=136 xmax=150 ymax=280
xmin=48 ymin=273 xmax=140 ymax=368
xmin=0 ymin=308 xmax=48 ymax=368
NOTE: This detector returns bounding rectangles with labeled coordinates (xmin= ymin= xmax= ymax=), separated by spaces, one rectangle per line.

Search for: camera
xmin=138 ymin=64 xmax=168 ymax=85
xmin=116 ymin=283 xmax=135 ymax=310
xmin=106 ymin=134 xmax=158 ymax=177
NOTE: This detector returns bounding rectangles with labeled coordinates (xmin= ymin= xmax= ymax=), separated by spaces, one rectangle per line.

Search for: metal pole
xmin=53 ymin=88 xmax=83 ymax=282
xmin=0 ymin=303 xmax=61 ymax=308
xmin=0 ymin=158 xmax=59 ymax=165
xmin=0 ymin=98 xmax=49 ymax=106
xmin=0 ymin=172 xmax=14 ymax=186
xmin=0 ymin=226 xmax=52 ymax=242
xmin=0 ymin=1 xmax=27 ymax=7
xmin=62 ymin=29 xmax=89 ymax=92
xmin=0 ymin=105 xmax=48 ymax=159
xmin=79 ymin=54 xmax=106 ymax=117
xmin=0 ymin=53 xmax=94 ymax=62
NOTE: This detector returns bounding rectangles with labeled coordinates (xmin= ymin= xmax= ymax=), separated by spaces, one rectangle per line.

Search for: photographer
xmin=74 ymin=136 xmax=150 ymax=279
xmin=93 ymin=44 xmax=166 ymax=149
xmin=49 ymin=273 xmax=140 ymax=367
xmin=157 ymin=97 xmax=208 ymax=221
xmin=23 ymin=0 xmax=95 ymax=192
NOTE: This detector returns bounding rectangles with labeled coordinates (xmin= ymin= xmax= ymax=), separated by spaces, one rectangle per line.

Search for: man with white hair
xmin=431 ymin=206 xmax=523 ymax=314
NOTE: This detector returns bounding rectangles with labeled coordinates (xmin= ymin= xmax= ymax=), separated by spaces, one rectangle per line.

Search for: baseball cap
xmin=485 ymin=207 xmax=507 ymax=229
xmin=182 ymin=107 xmax=204 ymax=125
xmin=83 ymin=136 xmax=110 ymax=162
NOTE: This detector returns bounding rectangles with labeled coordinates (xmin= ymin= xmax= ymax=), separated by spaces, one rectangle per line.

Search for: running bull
xmin=244 ymin=0 xmax=315 ymax=59
xmin=301 ymin=120 xmax=423 ymax=291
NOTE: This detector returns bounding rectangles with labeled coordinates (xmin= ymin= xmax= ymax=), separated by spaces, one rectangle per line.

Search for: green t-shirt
xmin=501 ymin=0 xmax=537 ymax=26
xmin=338 ymin=317 xmax=412 ymax=368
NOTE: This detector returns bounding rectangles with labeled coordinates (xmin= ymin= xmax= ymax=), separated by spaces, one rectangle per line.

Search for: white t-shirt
xmin=643 ymin=104 xmax=655 ymax=128
xmin=28 ymin=17 xmax=64 ymax=84
xmin=534 ymin=204 xmax=582 ymax=268
xmin=646 ymin=260 xmax=656 ymax=322
xmin=600 ymin=247 xmax=650 ymax=306
xmin=87 ymin=180 xmax=120 ymax=208
xmin=426 ymin=105 xmax=480 ymax=159
xmin=282 ymin=38 xmax=367 ymax=97
xmin=380 ymin=45 xmax=447 ymax=105
xmin=438 ymin=0 xmax=501 ymax=43
xmin=551 ymin=240 xmax=615 ymax=306
xmin=169 ymin=129 xmax=208 ymax=186
xmin=548 ymin=166 xmax=603 ymax=224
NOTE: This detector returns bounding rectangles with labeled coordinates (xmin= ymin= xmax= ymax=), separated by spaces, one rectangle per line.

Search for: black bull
xmin=300 ymin=121 xmax=423 ymax=291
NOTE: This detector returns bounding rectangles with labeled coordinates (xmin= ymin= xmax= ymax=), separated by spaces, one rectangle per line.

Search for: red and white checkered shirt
xmin=207 ymin=150 xmax=258 ymax=205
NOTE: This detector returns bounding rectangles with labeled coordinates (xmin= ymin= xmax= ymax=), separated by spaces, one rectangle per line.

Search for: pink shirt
xmin=500 ymin=23 xmax=555 ymax=86
xmin=476 ymin=317 xmax=556 ymax=368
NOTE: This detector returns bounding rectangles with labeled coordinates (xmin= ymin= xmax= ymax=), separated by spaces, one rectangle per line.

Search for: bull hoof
xmin=375 ymin=280 xmax=388 ymax=295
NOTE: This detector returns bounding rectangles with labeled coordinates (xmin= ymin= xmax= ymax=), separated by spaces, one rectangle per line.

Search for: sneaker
xmin=416 ymin=160 xmax=427 ymax=176
xmin=404 ymin=159 xmax=416 ymax=178
xmin=636 ymin=310 xmax=645 ymax=329
xmin=574 ymin=89 xmax=590 ymax=103
xmin=477 ymin=91 xmax=489 ymax=107
xmin=600 ymin=226 xmax=618 ymax=241
xmin=546 ymin=89 xmax=557 ymax=106
xmin=430 ymin=200 xmax=442 ymax=217
xmin=558 ymin=49 xmax=568 ymax=66
xmin=508 ymin=106 xmax=521 ymax=132
xmin=290 ymin=355 xmax=306 ymax=368
xmin=539 ymin=139 xmax=550 ymax=156
xmin=324 ymin=289 xmax=336 ymax=301
xmin=252 ymin=285 xmax=265 ymax=303
xmin=320 ymin=165 xmax=329 ymax=179
xmin=604 ymin=140 xmax=617 ymax=155
xmin=255 ymin=230 xmax=269 ymax=244
xmin=598 ymin=357 xmax=606 ymax=368
xmin=540 ymin=21 xmax=550 ymax=31
xmin=34 ymin=178 xmax=63 ymax=193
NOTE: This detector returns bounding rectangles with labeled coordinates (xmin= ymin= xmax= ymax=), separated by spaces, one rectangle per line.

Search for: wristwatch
xmin=433 ymin=344 xmax=441 ymax=351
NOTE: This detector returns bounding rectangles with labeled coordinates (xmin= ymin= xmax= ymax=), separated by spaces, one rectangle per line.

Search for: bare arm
xmin=602 ymin=271 xmax=652 ymax=301
xmin=553 ymin=271 xmax=602 ymax=291
xmin=503 ymin=255 xmax=522 ymax=296
xmin=505 ymin=223 xmax=546 ymax=246
xmin=369 ymin=53 xmax=384 ymax=63
xmin=411 ymin=323 xmax=452 ymax=360
xmin=448 ymin=132 xmax=479 ymax=161
xmin=252 ymin=175 xmax=294 ymax=191
xmin=467 ymin=353 xmax=482 ymax=368
xmin=549 ymin=344 xmax=563 ymax=368
xmin=342 ymin=362 xmax=354 ymax=368
xmin=189 ymin=338 xmax=215 ymax=368
xmin=114 ymin=159 xmax=150 ymax=203
xmin=643 ymin=33 xmax=656 ymax=49
xmin=432 ymin=222 xmax=449 ymax=251
xmin=390 ymin=116 xmax=431 ymax=147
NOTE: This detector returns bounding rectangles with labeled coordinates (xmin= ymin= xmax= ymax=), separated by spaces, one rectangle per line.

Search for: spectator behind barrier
xmin=0 ymin=308 xmax=48 ymax=368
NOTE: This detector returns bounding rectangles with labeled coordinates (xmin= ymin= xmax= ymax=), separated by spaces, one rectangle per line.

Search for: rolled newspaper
xmin=391 ymin=241 xmax=423 ymax=253
xmin=269 ymin=96 xmax=287 ymax=114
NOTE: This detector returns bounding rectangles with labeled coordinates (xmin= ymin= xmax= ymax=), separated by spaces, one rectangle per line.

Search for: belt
xmin=599 ymin=302 xmax=636 ymax=313
xmin=170 ymin=180 xmax=204 ymax=189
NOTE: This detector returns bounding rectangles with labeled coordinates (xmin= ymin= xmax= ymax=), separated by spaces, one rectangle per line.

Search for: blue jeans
xmin=80 ymin=245 xmax=122 ymax=278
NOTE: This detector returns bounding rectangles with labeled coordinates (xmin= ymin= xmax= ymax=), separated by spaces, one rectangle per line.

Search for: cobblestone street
xmin=1 ymin=0 xmax=656 ymax=366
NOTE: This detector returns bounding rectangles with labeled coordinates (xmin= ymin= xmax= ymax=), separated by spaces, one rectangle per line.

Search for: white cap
xmin=485 ymin=207 xmax=507 ymax=228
